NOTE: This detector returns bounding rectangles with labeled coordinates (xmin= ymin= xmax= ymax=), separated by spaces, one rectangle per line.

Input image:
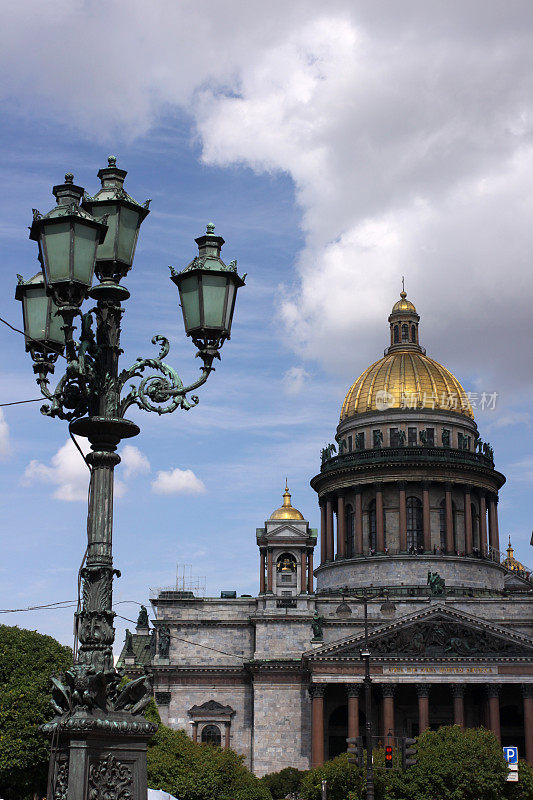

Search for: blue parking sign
xmin=503 ymin=746 xmax=518 ymax=765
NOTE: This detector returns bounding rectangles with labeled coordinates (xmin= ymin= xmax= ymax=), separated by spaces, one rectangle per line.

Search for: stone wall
xmin=253 ymin=680 xmax=311 ymax=775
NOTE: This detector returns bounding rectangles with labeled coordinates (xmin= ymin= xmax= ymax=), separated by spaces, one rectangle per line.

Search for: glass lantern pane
xmin=223 ymin=282 xmax=236 ymax=332
xmin=179 ymin=274 xmax=201 ymax=331
xmin=201 ymin=274 xmax=227 ymax=328
xmin=24 ymin=286 xmax=50 ymax=342
xmin=44 ymin=221 xmax=70 ymax=281
xmin=73 ymin=222 xmax=97 ymax=286
xmin=117 ymin=206 xmax=140 ymax=264
xmin=47 ymin=298 xmax=64 ymax=345
xmin=93 ymin=205 xmax=117 ymax=260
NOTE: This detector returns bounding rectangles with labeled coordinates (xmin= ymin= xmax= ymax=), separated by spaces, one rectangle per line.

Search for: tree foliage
xmin=0 ymin=624 xmax=72 ymax=800
xmin=261 ymin=766 xmax=307 ymax=798
xmin=147 ymin=724 xmax=272 ymax=800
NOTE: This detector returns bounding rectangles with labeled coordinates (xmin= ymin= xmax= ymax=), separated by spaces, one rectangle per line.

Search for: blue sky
xmin=1 ymin=1 xmax=533 ymax=656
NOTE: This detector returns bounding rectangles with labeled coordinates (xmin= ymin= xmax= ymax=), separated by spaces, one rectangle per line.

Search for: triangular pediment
xmin=265 ymin=523 xmax=308 ymax=540
xmin=306 ymin=604 xmax=533 ymax=660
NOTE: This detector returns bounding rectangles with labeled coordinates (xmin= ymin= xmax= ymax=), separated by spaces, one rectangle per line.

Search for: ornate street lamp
xmin=15 ymin=159 xmax=245 ymax=800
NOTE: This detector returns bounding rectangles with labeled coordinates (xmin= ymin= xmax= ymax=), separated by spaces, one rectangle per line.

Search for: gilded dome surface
xmin=391 ymin=291 xmax=417 ymax=314
xmin=270 ymin=484 xmax=305 ymax=520
xmin=340 ymin=351 xmax=473 ymax=420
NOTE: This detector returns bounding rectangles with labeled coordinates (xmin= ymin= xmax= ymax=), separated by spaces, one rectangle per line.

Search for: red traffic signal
xmin=385 ymin=745 xmax=393 ymax=769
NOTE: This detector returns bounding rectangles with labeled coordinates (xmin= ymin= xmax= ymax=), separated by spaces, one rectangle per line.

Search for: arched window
xmin=202 ymin=724 xmax=221 ymax=746
xmin=411 ymin=325 xmax=416 ymax=342
xmin=406 ymin=497 xmax=423 ymax=551
xmin=368 ymin=500 xmax=377 ymax=551
xmin=401 ymin=323 xmax=409 ymax=341
xmin=393 ymin=325 xmax=399 ymax=343
xmin=276 ymin=553 xmax=296 ymax=572
xmin=471 ymin=503 xmax=480 ymax=551
xmin=345 ymin=504 xmax=354 ymax=557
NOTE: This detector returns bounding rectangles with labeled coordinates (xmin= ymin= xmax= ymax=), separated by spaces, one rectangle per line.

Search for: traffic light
xmin=385 ymin=744 xmax=393 ymax=769
xmin=346 ymin=736 xmax=363 ymax=768
xmin=401 ymin=737 xmax=418 ymax=768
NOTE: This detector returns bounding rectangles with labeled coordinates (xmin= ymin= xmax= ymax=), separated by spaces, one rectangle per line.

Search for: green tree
xmin=147 ymin=724 xmax=272 ymax=800
xmin=386 ymin=726 xmax=508 ymax=800
xmin=299 ymin=753 xmax=364 ymax=800
xmin=0 ymin=624 xmax=72 ymax=800
xmin=261 ymin=766 xmax=307 ymax=798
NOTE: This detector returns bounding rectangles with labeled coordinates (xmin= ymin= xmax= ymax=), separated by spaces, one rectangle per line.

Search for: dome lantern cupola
xmin=387 ymin=290 xmax=422 ymax=353
xmin=269 ymin=482 xmax=305 ymax=521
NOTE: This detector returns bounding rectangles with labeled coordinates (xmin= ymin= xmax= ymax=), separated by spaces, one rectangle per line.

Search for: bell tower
xmin=256 ymin=483 xmax=317 ymax=596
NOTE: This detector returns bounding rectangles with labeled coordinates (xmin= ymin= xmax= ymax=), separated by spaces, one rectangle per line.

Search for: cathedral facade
xmin=120 ymin=293 xmax=533 ymax=775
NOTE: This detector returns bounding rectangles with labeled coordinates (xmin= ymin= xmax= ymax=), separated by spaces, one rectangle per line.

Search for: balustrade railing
xmin=321 ymin=445 xmax=494 ymax=472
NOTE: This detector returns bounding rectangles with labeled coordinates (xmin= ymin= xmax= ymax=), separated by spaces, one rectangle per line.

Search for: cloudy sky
xmin=1 ymin=0 xmax=533 ymax=654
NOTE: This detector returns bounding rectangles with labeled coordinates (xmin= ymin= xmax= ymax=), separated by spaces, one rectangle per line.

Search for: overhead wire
xmin=0 ymin=314 xmax=67 ymax=359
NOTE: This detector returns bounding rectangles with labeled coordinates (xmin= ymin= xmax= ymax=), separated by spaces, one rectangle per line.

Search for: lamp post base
xmin=44 ymin=711 xmax=156 ymax=800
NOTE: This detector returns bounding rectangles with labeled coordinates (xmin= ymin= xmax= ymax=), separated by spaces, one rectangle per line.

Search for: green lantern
xmin=15 ymin=272 xmax=64 ymax=357
xmin=82 ymin=156 xmax=150 ymax=283
xmin=170 ymin=223 xmax=245 ymax=347
xmin=29 ymin=173 xmax=107 ymax=308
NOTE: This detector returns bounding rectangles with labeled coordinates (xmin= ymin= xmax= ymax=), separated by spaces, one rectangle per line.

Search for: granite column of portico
xmin=300 ymin=552 xmax=307 ymax=594
xmin=381 ymin=685 xmax=395 ymax=738
xmin=320 ymin=502 xmax=327 ymax=564
xmin=488 ymin=496 xmax=500 ymax=554
xmin=486 ymin=685 xmax=501 ymax=742
xmin=259 ymin=549 xmax=266 ymax=594
xmin=398 ymin=483 xmax=407 ymax=552
xmin=452 ymin=685 xmax=465 ymax=728
xmin=376 ymin=486 xmax=385 ymax=551
xmin=310 ymin=686 xmax=325 ymax=768
xmin=522 ymin=685 xmax=533 ymax=766
xmin=307 ymin=550 xmax=314 ymax=593
xmin=417 ymin=684 xmax=430 ymax=733
xmin=326 ymin=499 xmax=334 ymax=561
xmin=464 ymin=487 xmax=473 ymax=555
xmin=445 ymin=483 xmax=454 ymax=552
xmin=422 ymin=482 xmax=431 ymax=551
xmin=480 ymin=493 xmax=488 ymax=556
xmin=337 ymin=494 xmax=346 ymax=559
xmin=347 ymin=684 xmax=360 ymax=739
xmin=355 ymin=491 xmax=363 ymax=554
xmin=267 ymin=549 xmax=273 ymax=593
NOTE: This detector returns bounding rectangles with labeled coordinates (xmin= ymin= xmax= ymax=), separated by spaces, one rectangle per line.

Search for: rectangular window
xmin=348 ymin=435 xmax=353 ymax=452
xmin=426 ymin=428 xmax=435 ymax=446
xmin=281 ymin=590 xmax=292 ymax=597
xmin=390 ymin=428 xmax=400 ymax=447
xmin=408 ymin=427 xmax=417 ymax=446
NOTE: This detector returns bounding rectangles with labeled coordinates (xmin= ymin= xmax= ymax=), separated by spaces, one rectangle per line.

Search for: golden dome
xmin=270 ymin=483 xmax=305 ymax=520
xmin=340 ymin=350 xmax=473 ymax=420
xmin=391 ymin=291 xmax=417 ymax=314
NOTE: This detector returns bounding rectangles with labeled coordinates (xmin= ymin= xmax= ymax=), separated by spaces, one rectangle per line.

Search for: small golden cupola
xmin=503 ymin=537 xmax=527 ymax=574
xmin=387 ymin=289 xmax=421 ymax=352
xmin=269 ymin=482 xmax=305 ymax=521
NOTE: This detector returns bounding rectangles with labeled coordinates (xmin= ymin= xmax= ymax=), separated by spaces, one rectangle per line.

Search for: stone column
xmin=347 ymin=684 xmax=360 ymax=739
xmin=445 ymin=483 xmax=454 ymax=553
xmin=376 ymin=486 xmax=385 ymax=552
xmin=326 ymin=499 xmax=334 ymax=561
xmin=464 ymin=487 xmax=473 ymax=555
xmin=398 ymin=482 xmax=407 ymax=552
xmin=417 ymin=684 xmax=430 ymax=733
xmin=522 ymin=684 xmax=533 ymax=766
xmin=320 ymin=501 xmax=327 ymax=565
xmin=310 ymin=685 xmax=325 ymax=768
xmin=355 ymin=491 xmax=363 ymax=554
xmin=452 ymin=685 xmax=465 ymax=728
xmin=381 ymin=685 xmax=395 ymax=738
xmin=267 ymin=549 xmax=273 ymax=593
xmin=488 ymin=496 xmax=500 ymax=555
xmin=259 ymin=549 xmax=266 ymax=594
xmin=486 ymin=685 xmax=501 ymax=742
xmin=300 ymin=552 xmax=307 ymax=594
xmin=337 ymin=494 xmax=346 ymax=559
xmin=191 ymin=722 xmax=198 ymax=742
xmin=480 ymin=493 xmax=488 ymax=556
xmin=422 ymin=481 xmax=431 ymax=552
xmin=224 ymin=722 xmax=231 ymax=749
xmin=307 ymin=550 xmax=314 ymax=594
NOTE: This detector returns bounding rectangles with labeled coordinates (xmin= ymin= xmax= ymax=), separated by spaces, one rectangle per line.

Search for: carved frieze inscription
xmin=383 ymin=665 xmax=497 ymax=675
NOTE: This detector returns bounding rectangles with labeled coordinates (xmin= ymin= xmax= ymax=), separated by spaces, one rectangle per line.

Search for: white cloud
xmin=283 ymin=366 xmax=310 ymax=396
xmin=3 ymin=1 xmax=533 ymax=395
xmin=121 ymin=445 xmax=150 ymax=479
xmin=152 ymin=468 xmax=206 ymax=496
xmin=0 ymin=410 xmax=10 ymax=458
xmin=23 ymin=439 xmax=150 ymax=502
